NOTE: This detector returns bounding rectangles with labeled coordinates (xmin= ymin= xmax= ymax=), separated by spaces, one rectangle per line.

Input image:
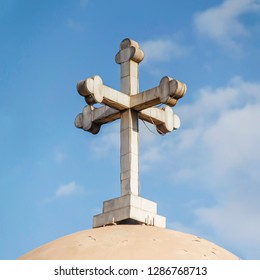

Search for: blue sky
xmin=0 ymin=0 xmax=260 ymax=259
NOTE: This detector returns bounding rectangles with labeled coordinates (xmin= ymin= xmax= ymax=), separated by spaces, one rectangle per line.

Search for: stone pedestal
xmin=93 ymin=194 xmax=166 ymax=228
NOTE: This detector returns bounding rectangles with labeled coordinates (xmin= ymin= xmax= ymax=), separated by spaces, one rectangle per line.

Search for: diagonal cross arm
xmin=75 ymin=74 xmax=186 ymax=134
xmin=77 ymin=75 xmax=130 ymax=110
xmin=75 ymin=104 xmax=180 ymax=135
xmin=77 ymin=75 xmax=186 ymax=112
xmin=139 ymin=106 xmax=180 ymax=134
xmin=75 ymin=105 xmax=120 ymax=134
xmin=131 ymin=76 xmax=186 ymax=110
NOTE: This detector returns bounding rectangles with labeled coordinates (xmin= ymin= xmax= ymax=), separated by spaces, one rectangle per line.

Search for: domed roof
xmin=19 ymin=225 xmax=239 ymax=260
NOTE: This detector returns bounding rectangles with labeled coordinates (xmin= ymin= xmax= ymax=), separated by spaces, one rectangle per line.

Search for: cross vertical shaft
xmin=120 ymin=109 xmax=139 ymax=196
xmin=116 ymin=39 xmax=144 ymax=196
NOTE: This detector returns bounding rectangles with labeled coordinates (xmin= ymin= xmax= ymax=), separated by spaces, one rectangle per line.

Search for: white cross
xmin=75 ymin=39 xmax=186 ymax=228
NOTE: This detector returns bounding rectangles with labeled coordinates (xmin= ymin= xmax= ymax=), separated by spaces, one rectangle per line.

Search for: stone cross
xmin=75 ymin=38 xmax=186 ymax=228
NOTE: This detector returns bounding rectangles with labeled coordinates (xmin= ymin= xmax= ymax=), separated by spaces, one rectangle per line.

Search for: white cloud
xmin=141 ymin=38 xmax=190 ymax=64
xmin=194 ymin=0 xmax=260 ymax=49
xmin=178 ymin=76 xmax=260 ymax=128
xmin=203 ymin=104 xmax=260 ymax=174
xmin=55 ymin=181 xmax=79 ymax=198
xmin=43 ymin=181 xmax=87 ymax=203
xmin=195 ymin=195 xmax=260 ymax=259
xmin=138 ymin=76 xmax=260 ymax=258
xmin=171 ymin=78 xmax=260 ymax=192
xmin=181 ymin=78 xmax=260 ymax=258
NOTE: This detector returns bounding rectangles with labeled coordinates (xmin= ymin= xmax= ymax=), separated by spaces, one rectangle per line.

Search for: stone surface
xmin=19 ymin=225 xmax=239 ymax=260
xmin=75 ymin=38 xmax=187 ymax=227
xmin=93 ymin=194 xmax=166 ymax=228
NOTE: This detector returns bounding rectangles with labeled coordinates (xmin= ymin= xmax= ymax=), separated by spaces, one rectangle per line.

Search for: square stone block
xmin=103 ymin=194 xmax=157 ymax=213
xmin=93 ymin=203 xmax=166 ymax=228
xmin=92 ymin=194 xmax=166 ymax=228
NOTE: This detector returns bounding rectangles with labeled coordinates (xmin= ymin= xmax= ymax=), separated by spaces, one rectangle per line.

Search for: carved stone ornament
xmin=75 ymin=38 xmax=186 ymax=228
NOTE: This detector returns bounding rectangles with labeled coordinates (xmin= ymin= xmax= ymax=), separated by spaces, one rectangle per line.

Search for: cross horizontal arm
xmin=75 ymin=104 xmax=180 ymax=135
xmin=77 ymin=75 xmax=186 ymax=112
xmin=130 ymin=86 xmax=161 ymax=110
xmin=131 ymin=76 xmax=187 ymax=111
xmin=139 ymin=106 xmax=180 ymax=134
xmin=77 ymin=75 xmax=130 ymax=110
xmin=75 ymin=105 xmax=120 ymax=134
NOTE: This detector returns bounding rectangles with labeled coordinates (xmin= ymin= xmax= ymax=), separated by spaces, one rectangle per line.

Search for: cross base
xmin=93 ymin=194 xmax=166 ymax=228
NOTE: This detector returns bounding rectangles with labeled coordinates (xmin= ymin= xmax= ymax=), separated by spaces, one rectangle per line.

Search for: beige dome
xmin=19 ymin=225 xmax=239 ymax=260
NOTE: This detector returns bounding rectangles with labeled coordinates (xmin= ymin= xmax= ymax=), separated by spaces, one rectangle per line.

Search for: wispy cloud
xmin=141 ymin=38 xmax=191 ymax=64
xmin=43 ymin=181 xmax=87 ymax=204
xmin=195 ymin=195 xmax=260 ymax=259
xmin=55 ymin=181 xmax=79 ymax=198
xmin=170 ymin=77 xmax=260 ymax=191
xmin=140 ymin=76 xmax=260 ymax=258
xmin=194 ymin=0 xmax=260 ymax=49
